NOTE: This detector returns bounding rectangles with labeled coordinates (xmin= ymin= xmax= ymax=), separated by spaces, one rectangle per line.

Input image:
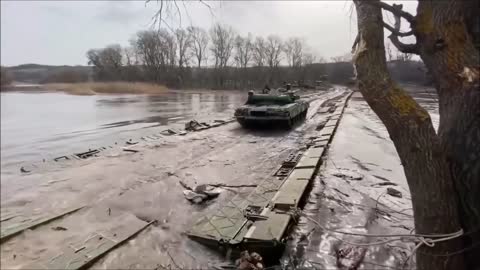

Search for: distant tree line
xmin=84 ymin=24 xmax=343 ymax=89
xmin=2 ymin=25 xmax=429 ymax=89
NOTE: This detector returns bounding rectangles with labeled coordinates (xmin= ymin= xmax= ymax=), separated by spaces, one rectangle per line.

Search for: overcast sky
xmin=0 ymin=1 xmax=417 ymax=67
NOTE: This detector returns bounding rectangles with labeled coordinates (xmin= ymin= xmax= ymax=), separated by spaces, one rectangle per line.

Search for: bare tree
xmin=102 ymin=44 xmax=123 ymax=69
xmin=187 ymin=26 xmax=209 ymax=68
xmin=123 ymin=46 xmax=138 ymax=66
xmin=210 ymin=23 xmax=235 ymax=68
xmin=122 ymin=46 xmax=140 ymax=81
xmin=265 ymin=35 xmax=283 ymax=69
xmin=233 ymin=33 xmax=253 ymax=88
xmin=159 ymin=30 xmax=177 ymax=68
xmin=175 ymin=28 xmax=192 ymax=69
xmin=330 ymin=52 xmax=352 ymax=63
xmin=86 ymin=49 xmax=102 ymax=68
xmin=132 ymin=30 xmax=164 ymax=82
xmin=284 ymin=37 xmax=304 ymax=67
xmin=234 ymin=33 xmax=253 ymax=69
xmin=302 ymin=53 xmax=316 ymax=66
xmin=352 ymin=1 xmax=479 ymax=269
xmin=86 ymin=44 xmax=123 ymax=81
xmin=316 ymin=56 xmax=326 ymax=63
xmin=264 ymin=35 xmax=283 ymax=84
xmin=210 ymin=23 xmax=235 ymax=87
xmin=252 ymin=36 xmax=266 ymax=67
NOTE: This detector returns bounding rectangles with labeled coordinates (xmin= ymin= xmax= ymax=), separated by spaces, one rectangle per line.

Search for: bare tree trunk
xmin=353 ymin=1 xmax=464 ymax=269
xmin=414 ymin=2 xmax=480 ymax=266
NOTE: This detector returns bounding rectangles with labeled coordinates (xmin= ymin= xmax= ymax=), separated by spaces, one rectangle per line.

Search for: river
xmin=0 ymin=90 xmax=245 ymax=175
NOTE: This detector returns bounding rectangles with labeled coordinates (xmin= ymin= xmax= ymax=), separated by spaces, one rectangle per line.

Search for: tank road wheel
xmin=237 ymin=118 xmax=249 ymax=128
xmin=285 ymin=118 xmax=293 ymax=129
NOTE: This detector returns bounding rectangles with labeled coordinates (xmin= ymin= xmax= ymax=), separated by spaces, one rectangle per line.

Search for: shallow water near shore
xmin=1 ymin=90 xmax=245 ymax=175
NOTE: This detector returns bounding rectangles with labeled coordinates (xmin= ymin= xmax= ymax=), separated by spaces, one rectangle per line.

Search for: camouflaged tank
xmin=234 ymin=91 xmax=309 ymax=129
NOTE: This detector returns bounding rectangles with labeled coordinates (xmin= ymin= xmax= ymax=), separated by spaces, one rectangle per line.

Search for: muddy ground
xmin=1 ymin=88 xmax=348 ymax=269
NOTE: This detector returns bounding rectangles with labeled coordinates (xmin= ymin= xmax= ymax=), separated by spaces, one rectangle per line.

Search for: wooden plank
xmin=0 ymin=206 xmax=85 ymax=242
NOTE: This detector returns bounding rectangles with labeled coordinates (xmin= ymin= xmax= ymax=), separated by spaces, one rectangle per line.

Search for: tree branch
xmin=371 ymin=1 xmax=415 ymax=23
xmin=388 ymin=4 xmax=419 ymax=54
xmin=383 ymin=22 xmax=413 ymax=37
xmin=389 ymin=36 xmax=419 ymax=54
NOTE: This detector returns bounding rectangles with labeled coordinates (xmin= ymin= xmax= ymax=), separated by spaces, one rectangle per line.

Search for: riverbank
xmin=1 ymin=82 xmax=169 ymax=95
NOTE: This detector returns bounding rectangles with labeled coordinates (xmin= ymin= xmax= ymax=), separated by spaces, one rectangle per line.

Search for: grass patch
xmin=41 ymin=82 xmax=169 ymax=95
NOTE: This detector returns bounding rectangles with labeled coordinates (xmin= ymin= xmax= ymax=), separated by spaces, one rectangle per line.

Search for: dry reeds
xmin=41 ymin=82 xmax=168 ymax=95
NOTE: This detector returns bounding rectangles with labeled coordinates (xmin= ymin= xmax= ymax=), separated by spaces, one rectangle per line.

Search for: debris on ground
xmin=334 ymin=245 xmax=367 ymax=270
xmin=180 ymin=180 xmax=222 ymax=204
xmin=51 ymin=226 xmax=67 ymax=231
xmin=185 ymin=120 xmax=203 ymax=131
xmin=123 ymin=147 xmax=139 ymax=153
xmin=185 ymin=120 xmax=213 ymax=131
xmin=316 ymin=120 xmax=327 ymax=130
xmin=126 ymin=139 xmax=139 ymax=145
xmin=371 ymin=182 xmax=398 ymax=187
xmin=332 ymin=169 xmax=364 ymax=181
xmin=387 ymin=187 xmax=402 ymax=198
xmin=235 ymin=251 xmax=264 ymax=270
xmin=74 ymin=149 xmax=101 ymax=159
xmin=20 ymin=166 xmax=31 ymax=173
xmin=209 ymin=183 xmax=257 ymax=188
xmin=160 ymin=129 xmax=180 ymax=135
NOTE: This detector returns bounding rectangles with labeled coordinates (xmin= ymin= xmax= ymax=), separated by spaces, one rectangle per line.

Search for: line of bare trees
xmin=86 ymin=23 xmax=328 ymax=89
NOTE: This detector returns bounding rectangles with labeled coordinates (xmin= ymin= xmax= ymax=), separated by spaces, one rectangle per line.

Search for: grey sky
xmin=0 ymin=1 xmax=417 ymax=66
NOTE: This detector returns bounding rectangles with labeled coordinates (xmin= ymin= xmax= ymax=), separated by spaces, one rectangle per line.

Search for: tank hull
xmin=235 ymin=103 xmax=308 ymax=129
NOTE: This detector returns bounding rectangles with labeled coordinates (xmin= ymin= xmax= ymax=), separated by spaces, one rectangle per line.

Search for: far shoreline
xmin=0 ymin=82 xmax=250 ymax=96
xmin=0 ymin=82 xmax=253 ymax=96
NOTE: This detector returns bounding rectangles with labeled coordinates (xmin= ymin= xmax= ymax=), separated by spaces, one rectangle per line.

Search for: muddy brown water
xmin=0 ymin=90 xmax=245 ymax=175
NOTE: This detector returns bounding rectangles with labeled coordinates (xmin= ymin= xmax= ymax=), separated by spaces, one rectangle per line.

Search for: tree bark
xmin=353 ymin=1 xmax=464 ymax=269
xmin=414 ymin=1 xmax=480 ymax=267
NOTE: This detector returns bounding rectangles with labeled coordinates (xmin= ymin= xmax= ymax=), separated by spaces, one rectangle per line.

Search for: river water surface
xmin=1 ymin=90 xmax=245 ymax=175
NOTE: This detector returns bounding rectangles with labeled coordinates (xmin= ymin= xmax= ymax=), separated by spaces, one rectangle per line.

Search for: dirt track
xmin=0 ymin=87 xmax=350 ymax=269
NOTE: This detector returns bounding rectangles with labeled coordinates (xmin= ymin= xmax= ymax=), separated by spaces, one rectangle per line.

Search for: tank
xmin=234 ymin=91 xmax=309 ymax=129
